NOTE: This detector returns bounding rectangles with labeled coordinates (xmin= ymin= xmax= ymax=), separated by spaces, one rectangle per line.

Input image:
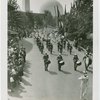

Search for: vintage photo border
xmin=0 ymin=0 xmax=100 ymax=100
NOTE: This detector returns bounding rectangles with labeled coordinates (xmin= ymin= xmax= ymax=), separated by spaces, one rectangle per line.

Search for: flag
xmin=54 ymin=6 xmax=57 ymax=17
xmin=71 ymin=2 xmax=72 ymax=8
xmin=57 ymin=5 xmax=60 ymax=18
xmin=56 ymin=5 xmax=60 ymax=27
xmin=65 ymin=5 xmax=67 ymax=15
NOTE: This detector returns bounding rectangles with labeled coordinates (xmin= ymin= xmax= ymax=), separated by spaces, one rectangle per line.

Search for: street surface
xmin=8 ymin=37 xmax=92 ymax=100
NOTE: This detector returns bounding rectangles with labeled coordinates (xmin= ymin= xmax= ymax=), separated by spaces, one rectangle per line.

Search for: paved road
xmin=8 ymin=38 xmax=92 ymax=100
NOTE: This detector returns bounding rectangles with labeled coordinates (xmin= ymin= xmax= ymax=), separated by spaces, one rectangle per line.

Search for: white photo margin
xmin=0 ymin=0 xmax=100 ymax=100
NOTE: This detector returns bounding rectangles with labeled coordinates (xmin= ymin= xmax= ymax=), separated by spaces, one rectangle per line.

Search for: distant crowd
xmin=8 ymin=36 xmax=26 ymax=92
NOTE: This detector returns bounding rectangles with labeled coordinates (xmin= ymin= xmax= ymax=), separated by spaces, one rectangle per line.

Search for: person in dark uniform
xmin=36 ymin=37 xmax=40 ymax=46
xmin=46 ymin=39 xmax=48 ymax=49
xmin=57 ymin=41 xmax=60 ymax=52
xmin=86 ymin=46 xmax=91 ymax=55
xmin=63 ymin=39 xmax=66 ymax=49
xmin=83 ymin=52 xmax=92 ymax=71
xmin=43 ymin=53 xmax=50 ymax=71
xmin=69 ymin=45 xmax=73 ymax=55
xmin=59 ymin=42 xmax=63 ymax=54
xmin=38 ymin=40 xmax=41 ymax=51
xmin=73 ymin=54 xmax=79 ymax=71
xmin=74 ymin=40 xmax=78 ymax=49
xmin=46 ymin=38 xmax=51 ymax=50
xmin=67 ymin=41 xmax=70 ymax=51
xmin=40 ymin=43 xmax=44 ymax=54
xmin=57 ymin=53 xmax=64 ymax=71
xmin=49 ymin=43 xmax=53 ymax=54
xmin=47 ymin=41 xmax=51 ymax=51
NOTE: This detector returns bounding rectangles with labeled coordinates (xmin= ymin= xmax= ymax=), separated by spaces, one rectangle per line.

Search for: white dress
xmin=78 ymin=75 xmax=89 ymax=100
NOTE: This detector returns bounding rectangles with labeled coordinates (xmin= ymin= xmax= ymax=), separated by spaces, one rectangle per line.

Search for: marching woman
xmin=57 ymin=53 xmax=65 ymax=71
xmin=78 ymin=72 xmax=89 ymax=100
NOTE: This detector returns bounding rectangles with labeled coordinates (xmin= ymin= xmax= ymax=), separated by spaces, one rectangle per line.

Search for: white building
xmin=22 ymin=0 xmax=30 ymax=12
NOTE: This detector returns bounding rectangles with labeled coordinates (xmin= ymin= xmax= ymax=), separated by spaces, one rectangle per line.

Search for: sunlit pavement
xmin=8 ymin=37 xmax=92 ymax=100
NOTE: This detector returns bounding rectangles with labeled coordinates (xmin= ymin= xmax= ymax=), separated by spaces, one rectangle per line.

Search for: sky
xmin=17 ymin=0 xmax=74 ymax=14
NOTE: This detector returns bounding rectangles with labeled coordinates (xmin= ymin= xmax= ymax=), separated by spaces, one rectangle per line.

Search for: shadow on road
xmin=24 ymin=61 xmax=32 ymax=74
xmin=52 ymin=53 xmax=58 ymax=56
xmin=87 ymin=69 xmax=93 ymax=73
xmin=48 ymin=70 xmax=58 ymax=75
xmin=8 ymin=84 xmax=26 ymax=98
xmin=62 ymin=53 xmax=68 ymax=56
xmin=76 ymin=70 xmax=84 ymax=74
xmin=61 ymin=70 xmax=72 ymax=74
xmin=71 ymin=53 xmax=75 ymax=56
xmin=76 ymin=69 xmax=93 ymax=74
xmin=19 ymin=38 xmax=33 ymax=54
xmin=22 ymin=78 xmax=32 ymax=86
xmin=8 ymin=61 xmax=32 ymax=98
xmin=89 ymin=66 xmax=93 ymax=69
xmin=24 ymin=73 xmax=29 ymax=78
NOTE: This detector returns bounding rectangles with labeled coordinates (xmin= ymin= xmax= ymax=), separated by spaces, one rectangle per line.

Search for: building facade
xmin=22 ymin=0 xmax=30 ymax=12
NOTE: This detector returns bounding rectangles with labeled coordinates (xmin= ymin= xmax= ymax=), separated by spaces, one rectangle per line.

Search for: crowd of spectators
xmin=8 ymin=35 xmax=26 ymax=92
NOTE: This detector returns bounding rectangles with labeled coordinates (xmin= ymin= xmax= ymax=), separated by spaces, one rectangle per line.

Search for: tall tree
xmin=64 ymin=0 xmax=93 ymax=51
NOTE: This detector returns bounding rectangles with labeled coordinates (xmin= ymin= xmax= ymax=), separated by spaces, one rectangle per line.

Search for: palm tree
xmin=8 ymin=0 xmax=28 ymax=38
xmin=8 ymin=0 xmax=19 ymax=11
xmin=65 ymin=0 xmax=93 ymax=51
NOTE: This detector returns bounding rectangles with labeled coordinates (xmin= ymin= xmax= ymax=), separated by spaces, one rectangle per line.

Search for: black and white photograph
xmin=1 ymin=0 xmax=99 ymax=100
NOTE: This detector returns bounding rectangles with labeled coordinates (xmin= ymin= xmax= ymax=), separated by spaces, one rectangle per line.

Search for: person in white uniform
xmin=78 ymin=72 xmax=89 ymax=100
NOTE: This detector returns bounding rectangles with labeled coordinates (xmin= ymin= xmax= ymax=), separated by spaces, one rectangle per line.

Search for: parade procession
xmin=8 ymin=0 xmax=93 ymax=100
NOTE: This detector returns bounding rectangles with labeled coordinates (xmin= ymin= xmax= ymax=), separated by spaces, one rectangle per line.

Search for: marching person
xmin=59 ymin=42 xmax=63 ymax=54
xmin=47 ymin=41 xmax=51 ymax=51
xmin=63 ymin=38 xmax=66 ymax=49
xmin=78 ymin=72 xmax=89 ymax=100
xmin=46 ymin=38 xmax=51 ymax=50
xmin=86 ymin=46 xmax=90 ymax=54
xmin=57 ymin=41 xmax=60 ymax=52
xmin=40 ymin=43 xmax=44 ymax=54
xmin=38 ymin=40 xmax=41 ymax=51
xmin=74 ymin=40 xmax=78 ymax=49
xmin=36 ymin=37 xmax=40 ymax=46
xmin=57 ymin=53 xmax=64 ymax=71
xmin=67 ymin=41 xmax=70 ymax=51
xmin=73 ymin=54 xmax=79 ymax=71
xmin=49 ymin=42 xmax=53 ymax=54
xmin=83 ymin=52 xmax=92 ymax=71
xmin=69 ymin=45 xmax=73 ymax=55
xmin=43 ymin=53 xmax=51 ymax=71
